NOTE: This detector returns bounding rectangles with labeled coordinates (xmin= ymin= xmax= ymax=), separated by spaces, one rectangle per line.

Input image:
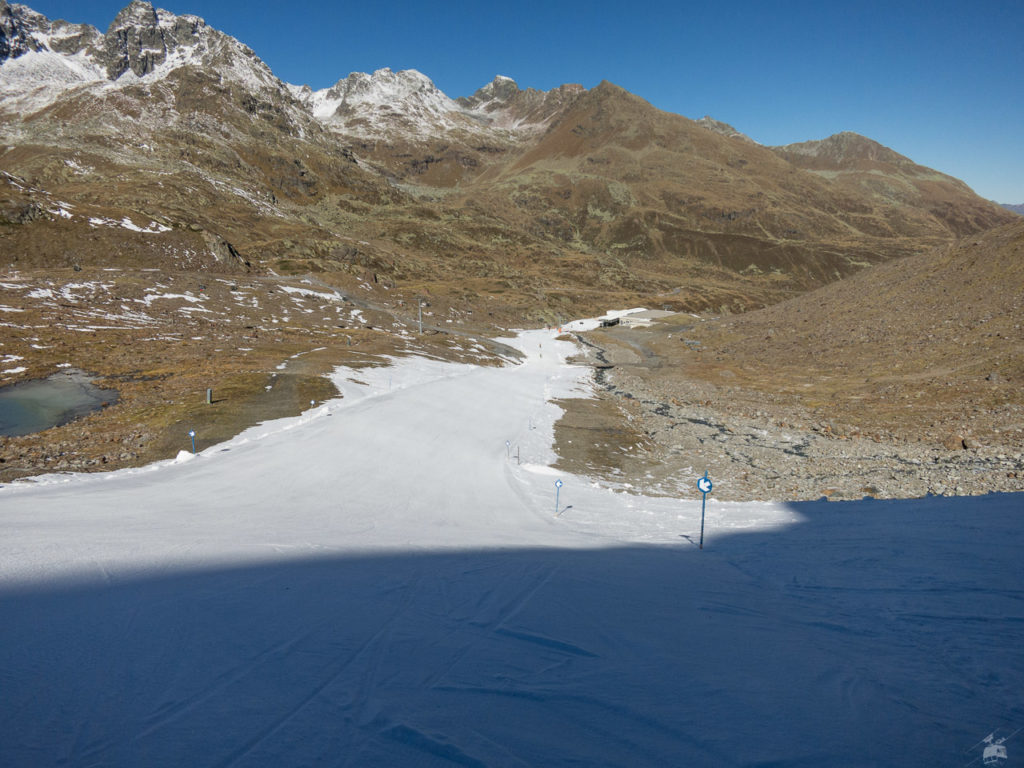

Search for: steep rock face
xmin=0 ymin=0 xmax=315 ymax=146
xmin=100 ymin=0 xmax=204 ymax=79
xmin=0 ymin=0 xmax=286 ymax=104
xmin=0 ymin=0 xmax=44 ymax=61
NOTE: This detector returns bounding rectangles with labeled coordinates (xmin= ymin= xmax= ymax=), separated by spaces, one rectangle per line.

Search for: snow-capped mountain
xmin=0 ymin=0 xmax=104 ymax=108
xmin=286 ymin=68 xmax=584 ymax=141
xmin=1 ymin=0 xmax=576 ymax=146
xmin=288 ymin=68 xmax=474 ymax=140
xmin=0 ymin=0 xmax=297 ymax=124
xmin=0 ymin=0 xmax=782 ymax=151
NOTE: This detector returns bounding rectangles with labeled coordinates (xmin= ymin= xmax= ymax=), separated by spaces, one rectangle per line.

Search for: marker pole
xmin=699 ymin=491 xmax=707 ymax=549
xmin=697 ymin=471 xmax=713 ymax=550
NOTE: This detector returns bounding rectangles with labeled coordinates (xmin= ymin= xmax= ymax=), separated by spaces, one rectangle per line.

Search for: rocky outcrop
xmin=0 ymin=1 xmax=101 ymax=63
xmin=1 ymin=0 xmax=48 ymax=61
xmin=101 ymin=0 xmax=204 ymax=79
xmin=202 ymin=231 xmax=251 ymax=270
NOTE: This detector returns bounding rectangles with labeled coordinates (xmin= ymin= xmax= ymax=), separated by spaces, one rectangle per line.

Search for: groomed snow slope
xmin=0 ymin=328 xmax=1021 ymax=766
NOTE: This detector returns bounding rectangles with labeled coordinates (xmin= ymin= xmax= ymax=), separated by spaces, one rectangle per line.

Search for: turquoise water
xmin=0 ymin=370 xmax=119 ymax=437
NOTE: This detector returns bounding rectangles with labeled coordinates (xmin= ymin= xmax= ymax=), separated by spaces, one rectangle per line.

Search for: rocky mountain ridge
xmin=0 ymin=0 xmax=1016 ymax=315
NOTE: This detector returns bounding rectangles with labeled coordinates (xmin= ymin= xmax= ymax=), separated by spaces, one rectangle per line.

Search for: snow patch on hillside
xmin=0 ymin=48 xmax=104 ymax=114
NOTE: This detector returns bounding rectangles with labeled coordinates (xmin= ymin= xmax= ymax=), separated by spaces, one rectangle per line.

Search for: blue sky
xmin=28 ymin=0 xmax=1024 ymax=203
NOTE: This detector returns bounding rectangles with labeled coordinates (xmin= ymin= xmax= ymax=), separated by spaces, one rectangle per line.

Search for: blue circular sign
xmin=555 ymin=479 xmax=563 ymax=489
xmin=697 ymin=476 xmax=712 ymax=494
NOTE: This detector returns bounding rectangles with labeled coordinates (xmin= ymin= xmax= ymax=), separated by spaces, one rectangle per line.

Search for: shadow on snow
xmin=1 ymin=493 xmax=1021 ymax=767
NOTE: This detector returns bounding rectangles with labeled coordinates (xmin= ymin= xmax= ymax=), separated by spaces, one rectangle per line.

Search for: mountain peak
xmin=457 ymin=76 xmax=584 ymax=130
xmin=294 ymin=67 xmax=463 ymax=138
xmin=108 ymin=0 xmax=159 ymax=29
xmin=0 ymin=0 xmax=50 ymax=61
xmin=696 ymin=115 xmax=757 ymax=144
xmin=339 ymin=67 xmax=440 ymax=99
xmin=458 ymin=75 xmax=522 ymax=109
xmin=776 ymin=131 xmax=912 ymax=166
xmin=102 ymin=1 xmax=206 ymax=79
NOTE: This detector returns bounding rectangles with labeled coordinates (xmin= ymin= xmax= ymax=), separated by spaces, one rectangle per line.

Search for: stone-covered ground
xmin=553 ymin=326 xmax=1022 ymax=502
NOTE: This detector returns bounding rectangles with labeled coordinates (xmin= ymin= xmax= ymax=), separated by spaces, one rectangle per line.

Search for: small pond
xmin=0 ymin=369 xmax=119 ymax=437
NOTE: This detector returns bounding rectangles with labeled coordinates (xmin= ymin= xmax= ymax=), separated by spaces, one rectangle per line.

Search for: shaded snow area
xmin=0 ymin=329 xmax=1020 ymax=766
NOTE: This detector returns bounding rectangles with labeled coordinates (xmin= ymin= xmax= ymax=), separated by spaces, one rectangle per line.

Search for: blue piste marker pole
xmin=189 ymin=429 xmax=196 ymax=454
xmin=697 ymin=471 xmax=713 ymax=549
xmin=555 ymin=478 xmax=563 ymax=516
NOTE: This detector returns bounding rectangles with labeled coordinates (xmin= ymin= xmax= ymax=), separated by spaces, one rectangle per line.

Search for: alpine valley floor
xmin=0 ymin=326 xmax=1021 ymax=766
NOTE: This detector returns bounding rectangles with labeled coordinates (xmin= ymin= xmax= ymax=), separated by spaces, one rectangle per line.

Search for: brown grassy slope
xmin=461 ymin=82 xmax=1014 ymax=299
xmin=772 ymin=132 xmax=1007 ymax=238
xmin=666 ymin=218 xmax=1024 ymax=445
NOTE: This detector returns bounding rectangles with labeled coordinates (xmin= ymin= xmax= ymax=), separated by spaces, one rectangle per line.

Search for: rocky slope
xmin=562 ymin=218 xmax=1024 ymax=500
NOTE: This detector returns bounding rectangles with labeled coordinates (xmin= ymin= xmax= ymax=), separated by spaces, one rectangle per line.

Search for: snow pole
xmin=697 ymin=471 xmax=712 ymax=549
xmin=188 ymin=429 xmax=196 ymax=454
xmin=555 ymin=478 xmax=563 ymax=516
